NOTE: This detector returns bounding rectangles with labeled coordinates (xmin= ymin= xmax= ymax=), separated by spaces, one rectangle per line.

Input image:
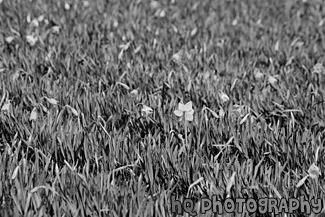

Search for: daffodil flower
xmin=129 ymin=89 xmax=138 ymax=96
xmin=254 ymin=68 xmax=264 ymax=79
xmin=218 ymin=91 xmax=229 ymax=103
xmin=174 ymin=101 xmax=194 ymax=151
xmin=231 ymin=104 xmax=244 ymax=117
xmin=308 ymin=163 xmax=321 ymax=179
xmin=312 ymin=63 xmax=325 ymax=75
xmin=26 ymin=35 xmax=38 ymax=46
xmin=141 ymin=104 xmax=153 ymax=116
xmin=296 ymin=162 xmax=322 ymax=188
xmin=174 ymin=101 xmax=194 ymax=121
xmin=268 ymin=75 xmax=277 ymax=85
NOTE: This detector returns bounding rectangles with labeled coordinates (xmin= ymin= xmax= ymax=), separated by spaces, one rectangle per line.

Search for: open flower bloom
xmin=312 ymin=63 xmax=325 ymax=75
xmin=26 ymin=35 xmax=38 ymax=46
xmin=141 ymin=104 xmax=153 ymax=116
xmin=174 ymin=101 xmax=194 ymax=121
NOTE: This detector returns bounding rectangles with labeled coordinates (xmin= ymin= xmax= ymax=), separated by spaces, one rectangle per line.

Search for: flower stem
xmin=184 ymin=116 xmax=188 ymax=150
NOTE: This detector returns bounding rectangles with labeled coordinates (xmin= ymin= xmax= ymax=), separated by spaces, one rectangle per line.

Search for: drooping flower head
xmin=218 ymin=91 xmax=229 ymax=103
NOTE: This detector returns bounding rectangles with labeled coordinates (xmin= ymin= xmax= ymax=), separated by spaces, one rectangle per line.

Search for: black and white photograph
xmin=0 ymin=0 xmax=324 ymax=216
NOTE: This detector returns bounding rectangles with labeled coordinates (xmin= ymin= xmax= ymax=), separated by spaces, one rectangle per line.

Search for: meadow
xmin=0 ymin=0 xmax=324 ymax=216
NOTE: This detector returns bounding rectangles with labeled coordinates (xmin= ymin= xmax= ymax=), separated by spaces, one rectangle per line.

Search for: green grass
xmin=0 ymin=0 xmax=324 ymax=216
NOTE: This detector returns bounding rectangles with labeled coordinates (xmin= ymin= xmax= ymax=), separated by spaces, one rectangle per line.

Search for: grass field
xmin=0 ymin=0 xmax=325 ymax=216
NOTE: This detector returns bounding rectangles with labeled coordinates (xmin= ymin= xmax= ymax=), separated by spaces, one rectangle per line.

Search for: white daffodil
xmin=218 ymin=91 xmax=229 ymax=103
xmin=141 ymin=105 xmax=153 ymax=116
xmin=174 ymin=101 xmax=194 ymax=121
xmin=308 ymin=163 xmax=321 ymax=179
xmin=26 ymin=35 xmax=38 ymax=46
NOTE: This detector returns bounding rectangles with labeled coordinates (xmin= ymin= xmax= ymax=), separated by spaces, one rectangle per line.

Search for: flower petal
xmin=174 ymin=109 xmax=184 ymax=117
xmin=141 ymin=105 xmax=153 ymax=116
xmin=185 ymin=113 xmax=193 ymax=121
xmin=178 ymin=102 xmax=186 ymax=111
xmin=268 ymin=75 xmax=277 ymax=85
xmin=186 ymin=109 xmax=194 ymax=115
xmin=142 ymin=105 xmax=153 ymax=112
xmin=184 ymin=101 xmax=193 ymax=111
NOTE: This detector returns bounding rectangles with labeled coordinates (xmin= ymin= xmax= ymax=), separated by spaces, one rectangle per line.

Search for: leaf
xmin=11 ymin=165 xmax=20 ymax=180
xmin=270 ymin=184 xmax=282 ymax=199
xmin=230 ymin=78 xmax=237 ymax=91
xmin=116 ymin=82 xmax=130 ymax=90
xmin=118 ymin=49 xmax=124 ymax=60
xmin=119 ymin=42 xmax=131 ymax=50
xmin=30 ymin=186 xmax=47 ymax=193
xmin=206 ymin=108 xmax=219 ymax=118
xmin=40 ymin=104 xmax=48 ymax=113
xmin=226 ymin=172 xmax=236 ymax=196
xmin=191 ymin=27 xmax=198 ymax=37
xmin=171 ymin=24 xmax=178 ymax=33
xmin=296 ymin=175 xmax=308 ymax=188
xmin=187 ymin=177 xmax=204 ymax=198
xmin=219 ymin=108 xmax=225 ymax=118
xmin=240 ymin=113 xmax=250 ymax=124
xmin=274 ymin=39 xmax=280 ymax=51
xmin=55 ymin=163 xmax=60 ymax=176
xmin=69 ymin=107 xmax=79 ymax=117
xmin=133 ymin=45 xmax=142 ymax=54
xmin=64 ymin=105 xmax=79 ymax=116
xmin=29 ymin=107 xmax=38 ymax=121
xmin=315 ymin=146 xmax=320 ymax=163
xmin=187 ymin=78 xmax=192 ymax=92
xmin=290 ymin=37 xmax=300 ymax=47
xmin=45 ymin=97 xmax=58 ymax=105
